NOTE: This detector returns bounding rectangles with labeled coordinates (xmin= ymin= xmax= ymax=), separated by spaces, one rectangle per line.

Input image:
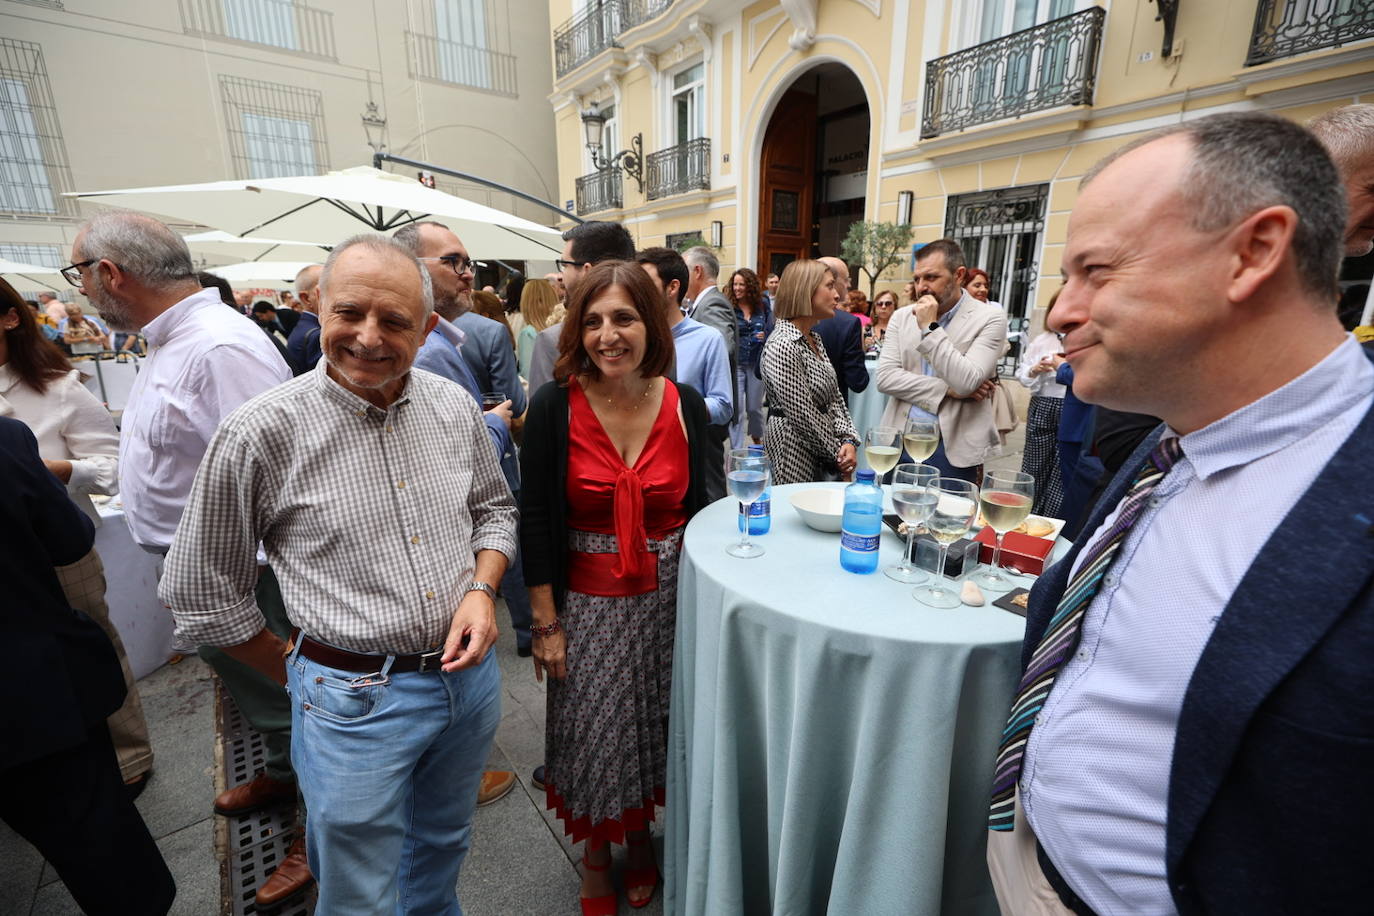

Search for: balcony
xmin=645 ymin=138 xmax=709 ymax=200
xmin=921 ymin=6 xmax=1104 ymax=139
xmin=553 ymin=0 xmax=675 ymax=78
xmin=575 ymin=169 xmax=624 ymax=214
xmin=406 ymin=31 xmax=518 ymax=96
xmin=179 ymin=0 xmax=336 ymax=60
xmin=1246 ymin=0 xmax=1374 ymax=66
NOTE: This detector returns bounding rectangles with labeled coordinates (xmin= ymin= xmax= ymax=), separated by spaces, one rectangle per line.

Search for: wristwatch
xmin=465 ymin=581 xmax=498 ymax=602
xmin=927 ymin=321 xmax=941 ymax=332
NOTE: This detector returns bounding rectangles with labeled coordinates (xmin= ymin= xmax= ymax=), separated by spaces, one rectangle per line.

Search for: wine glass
xmin=974 ymin=469 xmax=1036 ymax=588
xmin=884 ymin=463 xmax=938 ymax=583
xmin=726 ymin=449 xmax=771 ymax=558
xmin=863 ymin=427 xmax=901 ymax=491
xmin=902 ymin=417 xmax=939 ymax=463
xmin=912 ymin=478 xmax=979 ymax=609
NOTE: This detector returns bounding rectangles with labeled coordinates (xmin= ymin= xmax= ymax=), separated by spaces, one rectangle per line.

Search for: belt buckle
xmin=416 ymin=649 xmax=444 ymax=673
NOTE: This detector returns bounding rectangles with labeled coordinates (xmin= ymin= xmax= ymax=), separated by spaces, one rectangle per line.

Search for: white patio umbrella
xmin=183 ymin=230 xmax=330 ymax=264
xmin=209 ymin=261 xmax=320 ymax=290
xmin=71 ymin=166 xmax=563 ymax=261
xmin=0 ymin=258 xmax=64 ymax=292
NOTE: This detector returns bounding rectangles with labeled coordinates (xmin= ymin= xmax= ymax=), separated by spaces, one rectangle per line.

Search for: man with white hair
xmin=162 ymin=235 xmax=516 ymax=914
xmin=67 ymin=209 xmax=307 ymax=906
xmin=1308 ymin=103 xmax=1374 ymax=257
xmin=37 ymin=290 xmax=66 ymax=326
xmin=285 ymin=263 xmax=323 ymax=374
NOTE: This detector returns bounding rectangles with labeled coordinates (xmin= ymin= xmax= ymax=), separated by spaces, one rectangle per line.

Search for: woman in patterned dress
xmin=760 ymin=259 xmax=860 ymax=484
xmin=520 ymin=261 xmax=713 ymax=915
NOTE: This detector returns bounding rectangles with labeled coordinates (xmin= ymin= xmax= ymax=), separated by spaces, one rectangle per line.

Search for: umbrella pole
xmin=374 ymin=152 xmax=582 ymax=225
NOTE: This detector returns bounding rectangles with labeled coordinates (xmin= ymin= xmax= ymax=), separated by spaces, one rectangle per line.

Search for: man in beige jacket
xmin=876 ymin=238 xmax=1008 ymax=481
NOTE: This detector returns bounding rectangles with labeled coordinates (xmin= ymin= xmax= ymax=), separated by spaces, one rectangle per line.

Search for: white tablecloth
xmin=849 ymin=358 xmax=887 ymax=438
xmin=94 ymin=502 xmax=173 ymax=678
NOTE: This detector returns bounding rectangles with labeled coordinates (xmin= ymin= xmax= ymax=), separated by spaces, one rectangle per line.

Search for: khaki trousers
xmin=55 ymin=548 xmax=154 ymax=783
xmin=986 ymin=789 xmax=1076 ymax=916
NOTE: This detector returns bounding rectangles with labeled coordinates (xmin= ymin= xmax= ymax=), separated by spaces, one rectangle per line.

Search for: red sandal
xmin=624 ymin=842 xmax=659 ymax=909
xmin=580 ymin=852 xmax=617 ymax=916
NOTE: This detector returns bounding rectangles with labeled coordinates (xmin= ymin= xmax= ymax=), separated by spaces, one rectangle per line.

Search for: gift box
xmin=913 ymin=535 xmax=979 ymax=580
xmin=974 ymin=528 xmax=1055 ymax=576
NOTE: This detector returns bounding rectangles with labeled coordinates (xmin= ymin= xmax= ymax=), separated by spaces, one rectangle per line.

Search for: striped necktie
xmin=988 ymin=436 xmax=1184 ymax=831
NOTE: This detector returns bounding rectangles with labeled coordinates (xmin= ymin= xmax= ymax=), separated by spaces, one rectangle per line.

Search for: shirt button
xmin=387 ymin=425 xmax=394 ymax=432
xmin=410 ymin=535 xmax=420 ymax=545
xmin=1103 ymin=573 xmax=1116 ymax=587
xmin=356 ymin=410 xmax=366 ymax=418
xmin=425 ymin=590 xmax=435 ymax=599
xmin=397 ymin=480 xmax=406 ymax=489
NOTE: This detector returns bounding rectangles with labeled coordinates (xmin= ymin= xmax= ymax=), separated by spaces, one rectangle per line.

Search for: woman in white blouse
xmin=1015 ymin=327 xmax=1068 ymax=518
xmin=1 ymin=279 xmax=153 ymax=794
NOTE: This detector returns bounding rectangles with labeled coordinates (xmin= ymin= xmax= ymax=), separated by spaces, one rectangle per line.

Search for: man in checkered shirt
xmin=161 ymin=234 xmax=517 ymax=914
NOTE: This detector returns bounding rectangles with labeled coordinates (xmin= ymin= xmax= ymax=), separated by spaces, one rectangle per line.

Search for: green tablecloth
xmin=666 ymin=483 xmax=1054 ymax=915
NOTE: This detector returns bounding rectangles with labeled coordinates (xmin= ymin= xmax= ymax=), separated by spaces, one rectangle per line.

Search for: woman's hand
xmin=533 ymin=629 xmax=567 ymax=682
xmin=836 ymin=442 xmax=857 ymax=478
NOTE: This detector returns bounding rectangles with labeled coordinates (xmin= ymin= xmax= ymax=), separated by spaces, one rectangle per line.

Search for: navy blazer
xmin=0 ymin=417 xmax=124 ymax=768
xmin=814 ymin=309 xmax=869 ymax=404
xmin=1020 ymin=360 xmax=1374 ymax=914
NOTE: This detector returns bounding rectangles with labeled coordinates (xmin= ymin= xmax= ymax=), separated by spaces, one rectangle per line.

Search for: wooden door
xmin=757 ymin=88 xmax=817 ymax=277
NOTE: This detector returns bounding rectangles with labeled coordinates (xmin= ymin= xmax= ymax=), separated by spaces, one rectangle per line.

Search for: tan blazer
xmin=875 ymin=290 xmax=1009 ymax=468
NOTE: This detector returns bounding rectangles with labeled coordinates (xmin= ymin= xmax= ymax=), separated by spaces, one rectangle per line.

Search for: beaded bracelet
xmin=531 ymin=619 xmax=562 ymax=638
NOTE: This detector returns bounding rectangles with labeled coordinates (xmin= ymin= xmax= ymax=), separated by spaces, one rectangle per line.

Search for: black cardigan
xmin=519 ymin=379 xmax=714 ymax=611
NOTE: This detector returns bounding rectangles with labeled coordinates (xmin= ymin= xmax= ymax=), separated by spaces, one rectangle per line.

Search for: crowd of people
xmin=5 ymin=103 xmax=1374 ymax=916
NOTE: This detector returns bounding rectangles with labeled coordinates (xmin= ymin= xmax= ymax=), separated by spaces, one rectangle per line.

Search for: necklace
xmin=602 ymin=379 xmax=654 ymax=412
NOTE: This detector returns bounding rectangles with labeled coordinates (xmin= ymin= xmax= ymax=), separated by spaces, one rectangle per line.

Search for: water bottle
xmin=840 ymin=470 xmax=883 ymax=574
xmin=738 ymin=445 xmax=772 ymax=535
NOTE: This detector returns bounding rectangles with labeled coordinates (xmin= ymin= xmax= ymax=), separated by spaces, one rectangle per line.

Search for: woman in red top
xmin=520 ymin=261 xmax=712 ymax=915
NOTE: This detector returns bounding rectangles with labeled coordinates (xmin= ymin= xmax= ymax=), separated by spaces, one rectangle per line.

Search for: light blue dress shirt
xmin=1020 ymin=335 xmax=1374 ymax=915
xmin=907 ymin=299 xmax=962 ymax=423
xmin=671 ymin=315 xmax=733 ymax=426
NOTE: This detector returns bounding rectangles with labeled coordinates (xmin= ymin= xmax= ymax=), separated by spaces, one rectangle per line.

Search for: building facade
xmin=1 ymin=0 xmax=559 ymax=289
xmin=548 ymin=0 xmax=1374 ymax=335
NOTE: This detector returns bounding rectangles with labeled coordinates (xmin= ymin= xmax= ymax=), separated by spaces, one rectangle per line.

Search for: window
xmin=0 ymin=242 xmax=62 ymax=268
xmin=221 ymin=76 xmax=329 ymax=180
xmin=223 ymin=0 xmax=298 ymax=50
xmin=0 ymin=39 xmax=73 ymax=217
xmin=671 ymin=62 xmax=705 ymax=145
xmin=178 ymin=0 xmax=336 ymax=59
xmin=965 ymin=0 xmax=1075 ymax=45
xmin=435 ymin=0 xmax=491 ymax=89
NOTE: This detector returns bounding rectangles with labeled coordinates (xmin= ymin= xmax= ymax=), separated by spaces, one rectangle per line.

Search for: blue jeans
xmin=287 ymin=646 xmax=500 ymax=915
xmin=500 ymin=530 xmax=533 ymax=649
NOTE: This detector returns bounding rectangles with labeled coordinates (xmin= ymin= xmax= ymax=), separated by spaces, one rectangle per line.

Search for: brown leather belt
xmin=293 ymin=631 xmax=445 ymax=674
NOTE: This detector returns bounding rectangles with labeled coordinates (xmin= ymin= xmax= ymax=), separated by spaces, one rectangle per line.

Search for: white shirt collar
xmin=141 ymin=287 xmax=226 ymax=348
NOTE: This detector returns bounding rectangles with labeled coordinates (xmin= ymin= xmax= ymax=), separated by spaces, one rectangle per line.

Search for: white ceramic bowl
xmin=789 ymin=488 xmax=846 ymax=532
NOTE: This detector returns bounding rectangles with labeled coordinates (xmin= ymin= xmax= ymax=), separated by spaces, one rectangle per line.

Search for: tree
xmin=840 ymin=220 xmax=914 ymax=298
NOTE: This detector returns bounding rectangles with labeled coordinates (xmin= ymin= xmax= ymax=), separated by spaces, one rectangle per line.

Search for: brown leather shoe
xmin=255 ymin=835 xmax=314 ymax=908
xmin=477 ymin=770 xmax=516 ymax=806
xmin=213 ymin=771 xmax=296 ymax=816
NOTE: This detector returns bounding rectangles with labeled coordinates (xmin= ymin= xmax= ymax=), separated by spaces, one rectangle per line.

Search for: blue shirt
xmin=906 ymin=299 xmax=963 ymax=423
xmin=670 ymin=316 xmax=733 ymax=426
xmin=414 ymin=317 xmax=518 ymax=492
xmin=1021 ymin=335 xmax=1374 ymax=915
xmin=285 ymin=310 xmax=321 ymax=374
xmin=734 ymin=301 xmax=771 ymax=370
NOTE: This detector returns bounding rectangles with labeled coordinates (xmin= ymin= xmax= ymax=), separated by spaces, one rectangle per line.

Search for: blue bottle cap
xmin=855 ymin=469 xmax=876 ymax=482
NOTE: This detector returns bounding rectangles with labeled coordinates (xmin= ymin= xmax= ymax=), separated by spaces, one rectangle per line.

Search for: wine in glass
xmin=864 ymin=426 xmax=901 ymax=480
xmin=726 ymin=449 xmax=771 ymax=558
xmin=912 ymin=478 xmax=979 ymax=608
xmin=902 ymin=417 xmax=939 ymax=462
xmin=974 ymin=470 xmax=1035 ymax=588
xmin=884 ymin=463 xmax=938 ymax=583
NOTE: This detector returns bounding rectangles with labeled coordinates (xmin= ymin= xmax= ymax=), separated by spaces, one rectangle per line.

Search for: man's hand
xmin=836 ymin=442 xmax=857 ymax=477
xmin=485 ymin=399 xmax=513 ymax=429
xmin=949 ymin=379 xmax=997 ymax=401
xmin=440 ymin=590 xmax=498 ymax=671
xmin=532 ymin=627 xmax=567 ymax=682
xmin=914 ymin=295 xmax=939 ymax=328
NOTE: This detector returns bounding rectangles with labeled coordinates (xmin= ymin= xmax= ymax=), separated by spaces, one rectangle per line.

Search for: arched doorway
xmin=756 ymin=63 xmax=870 ymax=279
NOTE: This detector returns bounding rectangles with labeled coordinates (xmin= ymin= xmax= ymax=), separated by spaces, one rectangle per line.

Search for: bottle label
xmin=840 ymin=530 xmax=879 ymax=552
xmin=740 ymin=499 xmax=770 ymax=518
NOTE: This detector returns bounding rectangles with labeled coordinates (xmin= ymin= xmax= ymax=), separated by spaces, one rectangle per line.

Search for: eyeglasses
xmin=554 ymin=259 xmax=581 ymax=271
xmin=60 ymin=258 xmax=104 ymax=287
xmin=420 ymin=254 xmax=482 ymax=276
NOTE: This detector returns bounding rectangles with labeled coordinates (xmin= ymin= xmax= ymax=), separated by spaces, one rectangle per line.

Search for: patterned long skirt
xmin=545 ymin=527 xmax=683 ymax=845
xmin=1021 ymin=395 xmax=1065 ymax=518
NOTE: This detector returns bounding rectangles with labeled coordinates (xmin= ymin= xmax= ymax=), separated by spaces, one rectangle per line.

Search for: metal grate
xmin=921 ymin=7 xmax=1105 ymax=139
xmin=220 ymin=76 xmax=329 ymax=180
xmin=406 ymin=31 xmax=518 ymax=96
xmin=0 ymin=242 xmax=63 ymax=266
xmin=645 ymin=137 xmax=710 ymax=200
xmin=1246 ymin=0 xmax=1374 ymax=65
xmin=179 ymin=0 xmax=337 ymax=60
xmin=575 ymin=168 xmax=623 ymax=214
xmin=216 ymin=680 xmax=313 ymax=915
xmin=0 ymin=38 xmax=77 ymax=217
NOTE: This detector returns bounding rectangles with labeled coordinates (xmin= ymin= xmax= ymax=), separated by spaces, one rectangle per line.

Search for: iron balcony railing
xmin=645 ymin=137 xmax=710 ymax=200
xmin=1246 ymin=0 xmax=1374 ymax=66
xmin=179 ymin=0 xmax=336 ymax=60
xmin=553 ymin=0 xmax=675 ymax=77
xmin=406 ymin=31 xmax=518 ymax=96
xmin=575 ymin=169 xmax=623 ymax=214
xmin=922 ymin=6 xmax=1104 ymax=139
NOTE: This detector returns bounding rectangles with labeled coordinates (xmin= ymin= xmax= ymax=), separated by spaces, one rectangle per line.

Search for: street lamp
xmin=580 ymin=103 xmax=644 ymax=194
xmin=361 ymin=101 xmax=387 ymax=165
